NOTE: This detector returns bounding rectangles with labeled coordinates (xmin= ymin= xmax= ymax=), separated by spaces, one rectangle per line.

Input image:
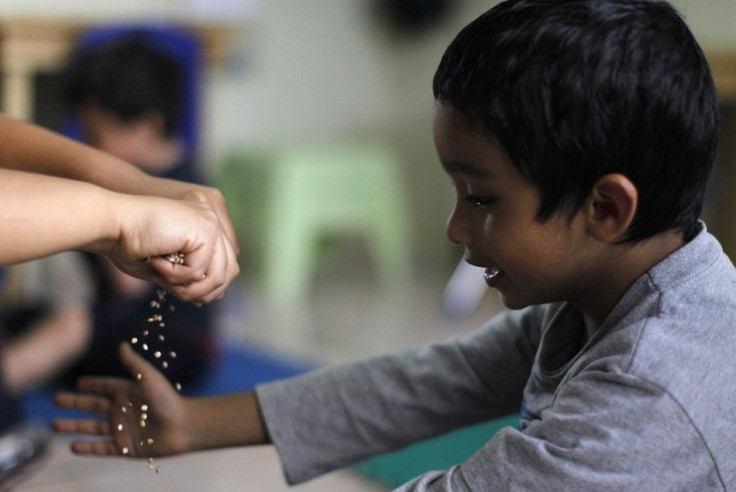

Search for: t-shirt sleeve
xmin=255 ymin=306 xmax=546 ymax=485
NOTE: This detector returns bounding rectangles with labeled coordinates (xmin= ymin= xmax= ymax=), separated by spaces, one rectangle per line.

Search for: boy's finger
xmin=54 ymin=417 xmax=111 ymax=437
xmin=119 ymin=341 xmax=160 ymax=380
xmin=55 ymin=391 xmax=112 ymax=415
xmin=75 ymin=375 xmax=130 ymax=396
xmin=70 ymin=439 xmax=120 ymax=456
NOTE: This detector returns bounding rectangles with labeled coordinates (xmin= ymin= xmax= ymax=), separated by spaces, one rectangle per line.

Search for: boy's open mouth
xmin=484 ymin=265 xmax=504 ymax=286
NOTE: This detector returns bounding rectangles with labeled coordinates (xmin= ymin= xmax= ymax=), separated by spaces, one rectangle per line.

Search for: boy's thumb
xmin=119 ymin=342 xmax=153 ymax=379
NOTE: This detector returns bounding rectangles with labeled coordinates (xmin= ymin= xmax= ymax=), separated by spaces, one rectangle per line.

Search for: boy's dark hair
xmin=433 ymin=0 xmax=719 ymax=242
xmin=62 ymin=37 xmax=183 ymax=138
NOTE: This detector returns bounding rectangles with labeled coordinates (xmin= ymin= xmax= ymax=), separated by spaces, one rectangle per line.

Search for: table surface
xmin=8 ymin=436 xmax=387 ymax=492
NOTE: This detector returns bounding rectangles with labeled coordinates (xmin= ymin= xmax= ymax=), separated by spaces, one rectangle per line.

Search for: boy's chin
xmin=497 ymin=291 xmax=535 ymax=311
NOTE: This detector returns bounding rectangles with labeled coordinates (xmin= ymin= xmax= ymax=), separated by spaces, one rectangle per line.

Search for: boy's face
xmin=433 ymin=102 xmax=594 ymax=310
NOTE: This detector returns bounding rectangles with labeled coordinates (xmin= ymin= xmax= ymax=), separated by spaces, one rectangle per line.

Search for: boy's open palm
xmin=54 ymin=343 xmax=191 ymax=458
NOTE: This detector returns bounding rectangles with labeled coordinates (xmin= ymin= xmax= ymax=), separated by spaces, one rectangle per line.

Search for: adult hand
xmin=102 ymin=191 xmax=239 ymax=304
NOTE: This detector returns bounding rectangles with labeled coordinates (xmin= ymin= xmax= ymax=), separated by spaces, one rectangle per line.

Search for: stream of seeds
xmin=122 ymin=252 xmax=186 ymax=473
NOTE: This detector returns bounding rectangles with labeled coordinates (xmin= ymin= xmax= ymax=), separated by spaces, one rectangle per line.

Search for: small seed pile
xmin=119 ymin=252 xmax=186 ymax=473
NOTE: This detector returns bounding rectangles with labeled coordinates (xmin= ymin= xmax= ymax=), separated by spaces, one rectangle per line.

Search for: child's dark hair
xmin=62 ymin=37 xmax=182 ymax=138
xmin=433 ymin=0 xmax=718 ymax=242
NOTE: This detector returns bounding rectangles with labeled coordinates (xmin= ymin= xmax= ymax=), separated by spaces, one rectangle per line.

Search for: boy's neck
xmin=580 ymin=229 xmax=686 ymax=331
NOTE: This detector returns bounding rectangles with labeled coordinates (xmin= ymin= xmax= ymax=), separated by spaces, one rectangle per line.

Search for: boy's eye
xmin=463 ymin=194 xmax=494 ymax=208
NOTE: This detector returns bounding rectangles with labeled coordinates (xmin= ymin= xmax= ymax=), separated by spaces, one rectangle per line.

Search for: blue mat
xmin=21 ymin=342 xmax=315 ymax=426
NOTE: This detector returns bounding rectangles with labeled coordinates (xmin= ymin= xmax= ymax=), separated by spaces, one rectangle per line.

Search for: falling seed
xmin=142 ymin=344 xmax=149 ymax=351
xmin=122 ymin=447 xmax=129 ymax=455
xmin=143 ymin=330 xmax=149 ymax=336
xmin=136 ymin=373 xmax=142 ymax=380
xmin=131 ymin=337 xmax=138 ymax=344
xmin=158 ymin=335 xmax=165 ymax=342
xmin=128 ymin=401 xmax=134 ymax=407
xmin=159 ymin=322 xmax=165 ymax=327
xmin=170 ymin=351 xmax=177 ymax=359
xmin=162 ymin=361 xmax=169 ymax=369
xmin=117 ymin=424 xmax=123 ymax=431
xmin=141 ymin=404 xmax=148 ymax=411
xmin=121 ymin=406 xmax=127 ymax=413
xmin=147 ymin=438 xmax=154 ymax=444
xmin=154 ymin=351 xmax=161 ymax=358
xmin=140 ymin=420 xmax=146 ymax=428
xmin=169 ymin=305 xmax=175 ymax=312
xmin=175 ymin=383 xmax=182 ymax=391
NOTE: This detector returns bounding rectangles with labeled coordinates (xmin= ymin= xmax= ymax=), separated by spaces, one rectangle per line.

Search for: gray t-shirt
xmin=257 ymin=225 xmax=736 ymax=490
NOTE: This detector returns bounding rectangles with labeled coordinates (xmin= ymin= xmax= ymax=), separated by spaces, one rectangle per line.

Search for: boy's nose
xmin=445 ymin=206 xmax=471 ymax=245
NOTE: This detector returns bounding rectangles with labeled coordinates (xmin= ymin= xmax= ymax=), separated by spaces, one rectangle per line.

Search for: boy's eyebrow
xmin=443 ymin=160 xmax=494 ymax=179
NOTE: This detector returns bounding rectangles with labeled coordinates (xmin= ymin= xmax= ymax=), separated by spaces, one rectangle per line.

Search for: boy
xmin=54 ymin=0 xmax=736 ymax=490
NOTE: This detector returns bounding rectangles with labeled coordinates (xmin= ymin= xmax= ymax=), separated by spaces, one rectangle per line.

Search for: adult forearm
xmin=0 ymin=114 xmax=162 ymax=194
xmin=0 ymin=115 xmax=238 ymax=254
xmin=0 ymin=169 xmax=121 ymax=265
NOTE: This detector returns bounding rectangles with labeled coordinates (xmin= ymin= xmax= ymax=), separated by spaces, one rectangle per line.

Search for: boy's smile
xmin=433 ymin=102 xmax=597 ymax=312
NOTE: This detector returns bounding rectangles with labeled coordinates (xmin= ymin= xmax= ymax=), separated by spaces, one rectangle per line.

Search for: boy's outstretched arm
xmin=54 ymin=343 xmax=269 ymax=457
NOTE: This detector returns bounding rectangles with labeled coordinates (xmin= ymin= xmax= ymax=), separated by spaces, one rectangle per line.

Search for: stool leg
xmin=262 ymin=167 xmax=317 ymax=307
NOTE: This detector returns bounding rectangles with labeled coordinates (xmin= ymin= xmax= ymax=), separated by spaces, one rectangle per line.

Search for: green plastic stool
xmin=217 ymin=142 xmax=412 ymax=306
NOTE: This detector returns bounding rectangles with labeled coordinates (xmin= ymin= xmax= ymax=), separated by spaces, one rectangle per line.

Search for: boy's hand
xmin=54 ymin=343 xmax=193 ymax=457
xmin=104 ymin=191 xmax=239 ymax=304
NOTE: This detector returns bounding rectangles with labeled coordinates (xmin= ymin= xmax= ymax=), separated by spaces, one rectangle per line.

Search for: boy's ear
xmin=584 ymin=173 xmax=638 ymax=242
